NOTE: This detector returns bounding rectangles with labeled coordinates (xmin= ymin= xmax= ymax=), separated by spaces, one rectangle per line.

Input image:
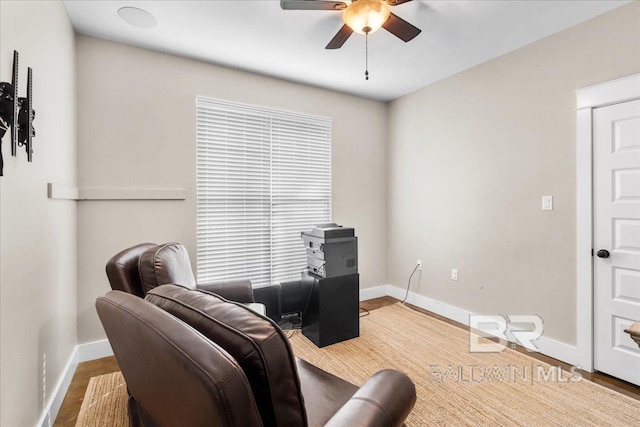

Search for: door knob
xmin=596 ymin=249 xmax=610 ymax=258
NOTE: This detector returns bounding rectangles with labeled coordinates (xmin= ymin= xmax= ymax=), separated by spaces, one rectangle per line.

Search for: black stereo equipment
xmin=301 ymin=223 xmax=358 ymax=278
xmin=255 ymin=224 xmax=360 ymax=348
xmin=301 ymin=223 xmax=359 ymax=347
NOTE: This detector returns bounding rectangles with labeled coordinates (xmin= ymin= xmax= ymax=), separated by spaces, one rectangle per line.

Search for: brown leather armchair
xmin=105 ymin=242 xmax=258 ymax=307
xmin=97 ymin=286 xmax=417 ymax=427
xmin=97 ymin=290 xmax=263 ymax=427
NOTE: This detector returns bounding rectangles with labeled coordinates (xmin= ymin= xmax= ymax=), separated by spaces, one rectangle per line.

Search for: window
xmin=196 ymin=97 xmax=331 ymax=287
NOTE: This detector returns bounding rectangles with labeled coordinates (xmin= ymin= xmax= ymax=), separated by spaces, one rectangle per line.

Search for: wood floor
xmin=54 ymin=356 xmax=120 ymax=427
xmin=54 ymin=296 xmax=640 ymax=426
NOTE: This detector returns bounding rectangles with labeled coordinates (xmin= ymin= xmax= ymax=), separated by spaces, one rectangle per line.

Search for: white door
xmin=594 ymin=99 xmax=640 ymax=385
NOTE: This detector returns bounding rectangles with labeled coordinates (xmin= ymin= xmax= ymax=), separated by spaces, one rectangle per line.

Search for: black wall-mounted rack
xmin=0 ymin=50 xmax=36 ymax=176
xmin=18 ymin=67 xmax=35 ymax=162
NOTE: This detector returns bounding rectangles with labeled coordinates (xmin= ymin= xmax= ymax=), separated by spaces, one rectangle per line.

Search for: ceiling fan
xmin=280 ymin=0 xmax=421 ymax=49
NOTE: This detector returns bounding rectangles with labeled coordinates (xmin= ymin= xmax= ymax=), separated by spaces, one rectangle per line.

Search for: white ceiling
xmin=62 ymin=0 xmax=630 ymax=101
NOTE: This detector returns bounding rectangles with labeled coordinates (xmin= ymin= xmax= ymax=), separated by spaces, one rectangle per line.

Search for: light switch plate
xmin=542 ymin=196 xmax=553 ymax=211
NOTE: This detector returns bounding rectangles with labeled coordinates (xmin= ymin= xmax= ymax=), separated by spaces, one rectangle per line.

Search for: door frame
xmin=575 ymin=73 xmax=640 ymax=372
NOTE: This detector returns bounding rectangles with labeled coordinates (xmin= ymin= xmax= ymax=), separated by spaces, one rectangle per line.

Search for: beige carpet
xmin=76 ymin=303 xmax=640 ymax=426
xmin=75 ymin=371 xmax=127 ymax=427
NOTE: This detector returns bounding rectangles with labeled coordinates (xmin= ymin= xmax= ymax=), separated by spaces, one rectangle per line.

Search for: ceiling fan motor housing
xmin=280 ymin=0 xmax=421 ymax=50
xmin=343 ymin=0 xmax=391 ymax=34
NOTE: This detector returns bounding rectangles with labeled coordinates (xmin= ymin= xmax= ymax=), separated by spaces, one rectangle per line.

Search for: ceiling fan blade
xmin=280 ymin=0 xmax=347 ymax=11
xmin=325 ymin=24 xmax=353 ymax=49
xmin=386 ymin=0 xmax=413 ymax=5
xmin=382 ymin=12 xmax=421 ymax=42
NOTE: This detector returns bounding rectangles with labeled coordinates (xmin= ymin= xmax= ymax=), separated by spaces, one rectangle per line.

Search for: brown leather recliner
xmin=105 ymin=242 xmax=256 ymax=304
xmin=96 ymin=290 xmax=262 ymax=427
xmin=97 ymin=286 xmax=417 ymax=427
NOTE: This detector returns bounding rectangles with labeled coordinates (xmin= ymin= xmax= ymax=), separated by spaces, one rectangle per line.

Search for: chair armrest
xmin=325 ymin=370 xmax=416 ymax=427
xmin=197 ymin=279 xmax=255 ymax=303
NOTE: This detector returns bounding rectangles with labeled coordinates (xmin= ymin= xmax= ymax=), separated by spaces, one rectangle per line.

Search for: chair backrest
xmin=96 ymin=291 xmax=263 ymax=427
xmin=138 ymin=242 xmax=197 ymax=294
xmin=145 ymin=284 xmax=307 ymax=427
xmin=106 ymin=242 xmax=198 ymax=297
xmin=105 ymin=243 xmax=156 ymax=297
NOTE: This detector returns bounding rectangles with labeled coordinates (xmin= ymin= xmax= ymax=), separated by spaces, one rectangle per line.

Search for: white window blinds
xmin=196 ymin=97 xmax=331 ymax=287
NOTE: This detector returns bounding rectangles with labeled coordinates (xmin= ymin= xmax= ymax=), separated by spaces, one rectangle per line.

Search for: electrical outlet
xmin=451 ymin=268 xmax=458 ymax=281
xmin=416 ymin=260 xmax=422 ymax=271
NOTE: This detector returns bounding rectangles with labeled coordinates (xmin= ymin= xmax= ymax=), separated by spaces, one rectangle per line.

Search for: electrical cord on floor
xmin=359 ymin=307 xmax=370 ymax=317
xmin=401 ymin=264 xmax=420 ymax=304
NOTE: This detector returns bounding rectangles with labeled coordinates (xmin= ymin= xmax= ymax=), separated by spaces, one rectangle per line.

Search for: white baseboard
xmin=77 ymin=339 xmax=114 ymax=363
xmin=360 ymin=285 xmax=390 ymax=301
xmin=386 ymin=285 xmax=471 ymax=325
xmin=76 ymin=287 xmax=581 ymax=367
xmin=36 ymin=347 xmax=78 ymax=427
xmin=385 ymin=285 xmax=581 ymax=367
xmin=536 ymin=336 xmax=583 ymax=369
xmin=33 ymin=340 xmax=115 ymax=427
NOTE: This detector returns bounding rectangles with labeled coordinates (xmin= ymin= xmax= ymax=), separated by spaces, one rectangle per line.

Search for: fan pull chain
xmin=365 ymin=31 xmax=369 ymax=81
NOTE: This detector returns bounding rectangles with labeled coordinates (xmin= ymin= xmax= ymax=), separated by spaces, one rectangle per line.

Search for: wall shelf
xmin=47 ymin=183 xmax=186 ymax=201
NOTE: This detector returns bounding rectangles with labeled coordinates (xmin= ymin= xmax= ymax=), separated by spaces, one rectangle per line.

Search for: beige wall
xmin=76 ymin=36 xmax=388 ymax=343
xmin=387 ymin=2 xmax=640 ymax=344
xmin=0 ymin=1 xmax=77 ymax=426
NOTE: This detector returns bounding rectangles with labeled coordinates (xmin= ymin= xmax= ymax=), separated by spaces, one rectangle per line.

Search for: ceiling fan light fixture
xmin=343 ymin=0 xmax=391 ymax=35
